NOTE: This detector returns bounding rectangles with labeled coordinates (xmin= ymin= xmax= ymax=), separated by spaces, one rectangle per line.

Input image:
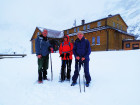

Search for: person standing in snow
xmin=59 ymin=35 xmax=73 ymax=82
xmin=71 ymin=31 xmax=91 ymax=87
xmin=35 ymin=29 xmax=53 ymax=83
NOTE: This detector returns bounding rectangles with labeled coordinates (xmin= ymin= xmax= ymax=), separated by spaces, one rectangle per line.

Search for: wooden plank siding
xmin=31 ymin=14 xmax=136 ymax=53
xmin=31 ymin=27 xmax=63 ymax=54
xmin=63 ymin=14 xmax=135 ymax=51
xmin=123 ymin=40 xmax=140 ymax=50
xmin=107 ymin=15 xmax=127 ymax=32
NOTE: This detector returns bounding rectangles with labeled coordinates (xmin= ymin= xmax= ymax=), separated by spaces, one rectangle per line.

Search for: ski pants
xmin=61 ymin=60 xmax=72 ymax=80
xmin=38 ymin=54 xmax=49 ymax=75
xmin=72 ymin=60 xmax=91 ymax=83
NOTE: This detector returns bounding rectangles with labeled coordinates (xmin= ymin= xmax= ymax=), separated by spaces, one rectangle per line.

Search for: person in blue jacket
xmin=71 ymin=31 xmax=91 ymax=87
xmin=35 ymin=29 xmax=53 ymax=83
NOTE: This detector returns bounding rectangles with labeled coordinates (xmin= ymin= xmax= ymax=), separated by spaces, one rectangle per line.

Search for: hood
xmin=64 ymin=35 xmax=70 ymax=42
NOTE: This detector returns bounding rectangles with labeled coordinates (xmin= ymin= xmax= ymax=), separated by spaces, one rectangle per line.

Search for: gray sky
xmin=0 ymin=0 xmax=140 ymax=53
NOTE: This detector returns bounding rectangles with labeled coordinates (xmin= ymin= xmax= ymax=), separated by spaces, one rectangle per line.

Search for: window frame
xmin=126 ymin=43 xmax=130 ymax=48
xmin=77 ymin=27 xmax=79 ymax=32
xmin=87 ymin=24 xmax=90 ymax=29
xmin=83 ymin=25 xmax=86 ymax=30
xmin=74 ymin=28 xmax=76 ymax=33
xmin=96 ymin=36 xmax=100 ymax=45
xmin=113 ymin=22 xmax=115 ymax=27
xmin=92 ymin=37 xmax=95 ymax=45
xmin=97 ymin=21 xmax=101 ymax=27
xmin=67 ymin=30 xmax=69 ymax=34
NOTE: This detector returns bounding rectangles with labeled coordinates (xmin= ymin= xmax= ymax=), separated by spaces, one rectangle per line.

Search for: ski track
xmin=0 ymin=50 xmax=140 ymax=105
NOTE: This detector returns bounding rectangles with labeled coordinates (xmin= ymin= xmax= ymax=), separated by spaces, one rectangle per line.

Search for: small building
xmin=123 ymin=40 xmax=140 ymax=50
xmin=63 ymin=14 xmax=137 ymax=51
xmin=30 ymin=27 xmax=63 ymax=54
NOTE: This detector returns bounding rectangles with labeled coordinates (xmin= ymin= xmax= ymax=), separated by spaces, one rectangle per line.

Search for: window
xmin=92 ymin=37 xmax=95 ymax=45
xmin=83 ymin=25 xmax=86 ymax=30
xmin=126 ymin=43 xmax=130 ymax=48
xmin=113 ymin=22 xmax=115 ymax=27
xmin=97 ymin=21 xmax=101 ymax=27
xmin=117 ymin=24 xmax=119 ymax=29
xmin=67 ymin=30 xmax=69 ymax=34
xmin=74 ymin=28 xmax=76 ymax=33
xmin=87 ymin=24 xmax=90 ymax=29
xmin=37 ymin=32 xmax=40 ymax=36
xmin=77 ymin=27 xmax=79 ymax=32
xmin=97 ymin=36 xmax=100 ymax=45
xmin=120 ymin=25 xmax=122 ymax=30
xmin=117 ymin=17 xmax=119 ymax=21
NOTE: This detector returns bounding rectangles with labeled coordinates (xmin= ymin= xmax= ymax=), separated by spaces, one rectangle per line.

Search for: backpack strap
xmin=62 ymin=42 xmax=71 ymax=47
xmin=62 ymin=42 xmax=71 ymax=54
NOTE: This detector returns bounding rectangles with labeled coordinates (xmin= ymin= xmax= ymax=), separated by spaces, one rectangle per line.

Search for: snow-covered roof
xmin=67 ymin=26 xmax=135 ymax=37
xmin=37 ymin=27 xmax=64 ymax=39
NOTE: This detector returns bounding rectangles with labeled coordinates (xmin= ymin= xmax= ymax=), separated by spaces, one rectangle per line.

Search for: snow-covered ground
xmin=0 ymin=50 xmax=140 ymax=105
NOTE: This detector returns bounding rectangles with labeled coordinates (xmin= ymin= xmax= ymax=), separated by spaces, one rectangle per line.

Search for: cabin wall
xmin=123 ymin=41 xmax=140 ymax=50
xmin=107 ymin=15 xmax=127 ymax=32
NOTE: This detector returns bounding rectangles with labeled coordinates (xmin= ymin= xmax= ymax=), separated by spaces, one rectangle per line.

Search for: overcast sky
xmin=0 ymin=0 xmax=140 ymax=53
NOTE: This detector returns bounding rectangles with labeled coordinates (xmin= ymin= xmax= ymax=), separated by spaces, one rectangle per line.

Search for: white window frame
xmin=67 ymin=30 xmax=69 ymax=34
xmin=92 ymin=37 xmax=95 ymax=45
xmin=87 ymin=24 xmax=90 ymax=29
xmin=97 ymin=21 xmax=101 ymax=27
xmin=74 ymin=28 xmax=76 ymax=33
xmin=83 ymin=25 xmax=86 ymax=30
xmin=113 ymin=22 xmax=115 ymax=27
xmin=96 ymin=36 xmax=100 ymax=45
xmin=120 ymin=25 xmax=122 ymax=30
xmin=77 ymin=27 xmax=79 ymax=32
xmin=37 ymin=32 xmax=40 ymax=36
xmin=117 ymin=24 xmax=119 ymax=29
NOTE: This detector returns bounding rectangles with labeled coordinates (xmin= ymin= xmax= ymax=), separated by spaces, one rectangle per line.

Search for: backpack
xmin=62 ymin=42 xmax=71 ymax=48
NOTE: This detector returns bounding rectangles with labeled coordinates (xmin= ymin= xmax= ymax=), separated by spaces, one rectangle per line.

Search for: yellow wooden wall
xmin=107 ymin=15 xmax=127 ymax=32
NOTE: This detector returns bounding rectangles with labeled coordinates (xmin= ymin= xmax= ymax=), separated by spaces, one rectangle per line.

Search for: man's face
xmin=42 ymin=30 xmax=48 ymax=37
xmin=77 ymin=33 xmax=84 ymax=40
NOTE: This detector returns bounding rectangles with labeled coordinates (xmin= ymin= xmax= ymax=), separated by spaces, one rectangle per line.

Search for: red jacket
xmin=59 ymin=35 xmax=73 ymax=60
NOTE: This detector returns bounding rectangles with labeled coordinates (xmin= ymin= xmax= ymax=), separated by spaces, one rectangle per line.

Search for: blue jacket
xmin=73 ymin=37 xmax=91 ymax=61
xmin=35 ymin=35 xmax=51 ymax=56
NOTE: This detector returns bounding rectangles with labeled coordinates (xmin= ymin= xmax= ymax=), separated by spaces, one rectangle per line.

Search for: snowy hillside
xmin=0 ymin=50 xmax=140 ymax=105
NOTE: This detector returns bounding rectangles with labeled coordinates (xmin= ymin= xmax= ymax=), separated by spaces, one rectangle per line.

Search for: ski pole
xmin=67 ymin=55 xmax=71 ymax=83
xmin=50 ymin=53 xmax=53 ymax=81
xmin=78 ymin=61 xmax=81 ymax=93
xmin=82 ymin=62 xmax=86 ymax=92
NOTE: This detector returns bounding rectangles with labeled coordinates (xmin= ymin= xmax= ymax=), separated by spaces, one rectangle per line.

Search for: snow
xmin=0 ymin=50 xmax=140 ymax=105
xmin=38 ymin=27 xmax=64 ymax=38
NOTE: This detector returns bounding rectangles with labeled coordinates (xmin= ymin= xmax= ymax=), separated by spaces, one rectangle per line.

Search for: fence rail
xmin=0 ymin=54 xmax=27 ymax=59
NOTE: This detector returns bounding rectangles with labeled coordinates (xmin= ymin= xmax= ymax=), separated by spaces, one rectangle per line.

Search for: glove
xmin=66 ymin=53 xmax=70 ymax=58
xmin=60 ymin=53 xmax=64 ymax=58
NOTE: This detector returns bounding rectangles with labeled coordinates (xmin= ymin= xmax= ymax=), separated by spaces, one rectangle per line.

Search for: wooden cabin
xmin=63 ymin=14 xmax=136 ymax=51
xmin=123 ymin=40 xmax=140 ymax=50
xmin=30 ymin=27 xmax=63 ymax=54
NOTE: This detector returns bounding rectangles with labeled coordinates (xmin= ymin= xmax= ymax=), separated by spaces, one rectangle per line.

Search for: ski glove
xmin=66 ymin=53 xmax=70 ymax=58
xmin=60 ymin=53 xmax=64 ymax=58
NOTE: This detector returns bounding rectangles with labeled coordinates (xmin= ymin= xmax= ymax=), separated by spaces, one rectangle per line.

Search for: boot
xmin=61 ymin=68 xmax=65 ymax=81
xmin=71 ymin=81 xmax=77 ymax=86
xmin=43 ymin=70 xmax=47 ymax=80
xmin=67 ymin=69 xmax=71 ymax=80
xmin=38 ymin=72 xmax=42 ymax=82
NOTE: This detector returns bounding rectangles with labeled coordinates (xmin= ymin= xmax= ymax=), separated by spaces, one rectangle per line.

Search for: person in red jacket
xmin=59 ymin=35 xmax=73 ymax=82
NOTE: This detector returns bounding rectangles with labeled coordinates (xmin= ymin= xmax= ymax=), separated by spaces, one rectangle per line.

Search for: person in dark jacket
xmin=35 ymin=29 xmax=53 ymax=83
xmin=71 ymin=31 xmax=91 ymax=87
xmin=59 ymin=35 xmax=73 ymax=82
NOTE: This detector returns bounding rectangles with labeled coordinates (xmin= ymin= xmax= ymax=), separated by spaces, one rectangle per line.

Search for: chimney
xmin=108 ymin=14 xmax=112 ymax=17
xmin=82 ymin=20 xmax=85 ymax=25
